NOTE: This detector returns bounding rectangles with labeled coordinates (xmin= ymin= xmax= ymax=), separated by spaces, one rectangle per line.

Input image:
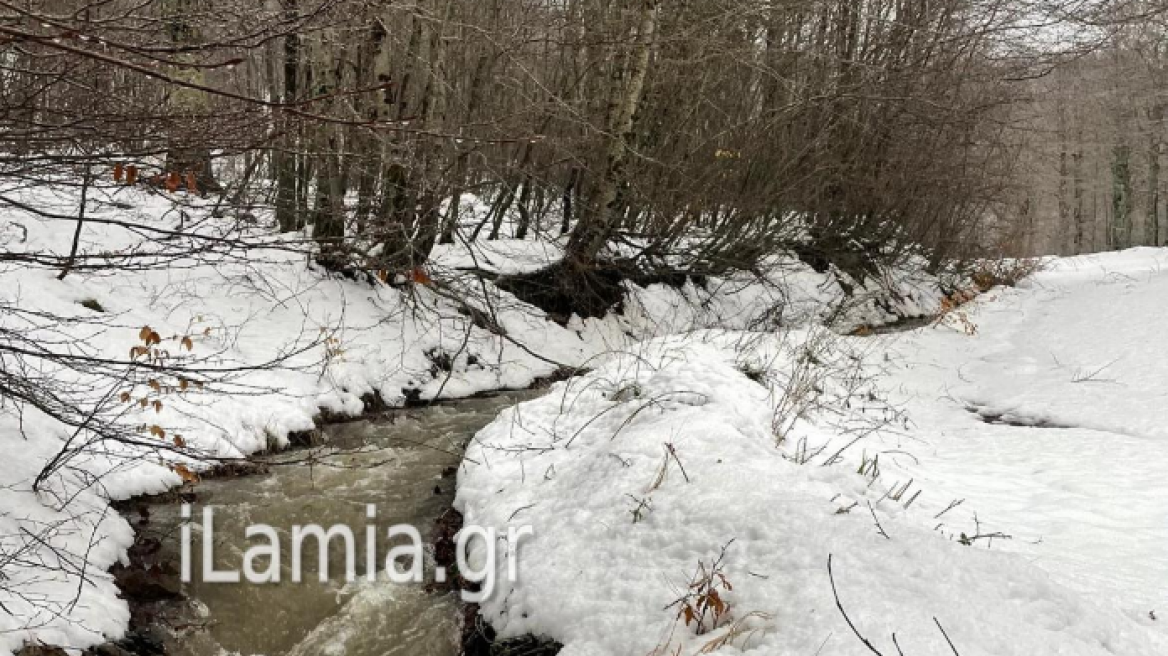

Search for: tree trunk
xmin=561 ymin=168 xmax=580 ymax=236
xmin=313 ymin=147 xmax=347 ymax=267
xmin=565 ymin=0 xmax=659 ymax=266
xmin=514 ymin=176 xmax=534 ymax=240
xmin=163 ymin=0 xmax=219 ymax=192
xmin=275 ymin=0 xmax=301 ymax=232
xmin=1148 ymin=106 xmax=1162 ymax=246
xmin=1111 ymin=142 xmax=1133 ymax=250
xmin=1073 ymin=146 xmax=1085 ymax=254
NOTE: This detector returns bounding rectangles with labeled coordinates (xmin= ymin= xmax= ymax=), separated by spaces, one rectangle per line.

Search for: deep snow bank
xmin=875 ymin=248 xmax=1168 ymax=643
xmin=456 ymin=252 xmax=1168 ymax=655
xmin=0 ymin=183 xmax=949 ymax=653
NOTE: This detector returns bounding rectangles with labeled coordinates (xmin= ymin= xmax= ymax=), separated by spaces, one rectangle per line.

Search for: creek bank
xmin=70 ymin=382 xmax=565 ymax=656
xmin=6 ymin=247 xmax=957 ymax=648
xmin=431 ymin=508 xmax=563 ymax=656
xmin=85 ymin=286 xmax=951 ymax=656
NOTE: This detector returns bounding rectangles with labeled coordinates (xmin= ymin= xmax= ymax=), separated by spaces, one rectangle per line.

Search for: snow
xmin=0 ymin=185 xmax=583 ymax=654
xmin=431 ymin=233 xmax=567 ymax=276
xmin=878 ymin=248 xmax=1168 ymax=632
xmin=7 ymin=177 xmax=1168 ymax=655
xmin=0 ymin=181 xmax=947 ymax=653
xmin=457 ymin=249 xmax=1168 ymax=655
xmin=16 ymin=177 xmax=1167 ymax=656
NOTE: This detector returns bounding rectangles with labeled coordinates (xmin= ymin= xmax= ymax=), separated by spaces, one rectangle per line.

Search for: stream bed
xmin=139 ymin=392 xmax=534 ymax=656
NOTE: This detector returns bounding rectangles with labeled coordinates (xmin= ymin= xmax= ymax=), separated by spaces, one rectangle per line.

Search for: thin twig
xmin=934 ymin=617 xmax=962 ymax=655
xmin=827 ymin=554 xmax=886 ymax=656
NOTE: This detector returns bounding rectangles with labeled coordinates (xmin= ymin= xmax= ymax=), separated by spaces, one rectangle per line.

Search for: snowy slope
xmin=0 ymin=182 xmax=948 ymax=653
xmin=877 ymin=248 xmax=1168 ymax=636
xmin=456 ymin=250 xmax=1168 ymax=655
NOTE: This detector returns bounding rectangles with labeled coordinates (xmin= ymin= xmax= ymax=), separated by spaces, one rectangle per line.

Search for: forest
xmin=5 ymin=1 xmax=1160 ymax=285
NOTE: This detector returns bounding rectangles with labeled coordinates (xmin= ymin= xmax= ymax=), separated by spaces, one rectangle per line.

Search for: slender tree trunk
xmin=1147 ymin=106 xmax=1162 ymax=246
xmin=58 ymin=166 xmax=91 ymax=280
xmin=1057 ymin=103 xmax=1070 ymax=254
xmin=440 ymin=152 xmax=470 ymax=244
xmin=514 ymin=176 xmax=534 ymax=240
xmin=1111 ymin=142 xmax=1133 ymax=250
xmin=1073 ymin=148 xmax=1086 ymax=254
xmin=275 ymin=0 xmax=301 ymax=232
xmin=561 ymin=168 xmax=580 ymax=236
xmin=565 ymin=0 xmax=659 ymax=266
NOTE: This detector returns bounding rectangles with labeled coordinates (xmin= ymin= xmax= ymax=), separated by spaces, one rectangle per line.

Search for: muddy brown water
xmin=144 ymin=392 xmax=534 ymax=656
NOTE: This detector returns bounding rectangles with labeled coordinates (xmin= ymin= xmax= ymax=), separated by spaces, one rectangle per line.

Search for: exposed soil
xmin=431 ymin=509 xmax=563 ymax=656
xmin=495 ymin=259 xmax=703 ymax=324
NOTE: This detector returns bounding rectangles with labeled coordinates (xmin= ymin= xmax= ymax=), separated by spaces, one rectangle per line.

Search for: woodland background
xmin=4 ymin=0 xmax=1165 ymax=299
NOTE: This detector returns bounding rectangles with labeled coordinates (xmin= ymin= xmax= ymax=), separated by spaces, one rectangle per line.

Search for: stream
xmin=141 ymin=392 xmax=535 ymax=656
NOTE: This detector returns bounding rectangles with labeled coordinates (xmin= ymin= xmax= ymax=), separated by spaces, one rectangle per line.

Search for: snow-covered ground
xmin=0 ymin=184 xmax=945 ymax=653
xmin=881 ymin=248 xmax=1168 ymax=635
xmin=457 ymin=249 xmax=1168 ymax=655
xmin=8 ymin=179 xmax=1167 ymax=656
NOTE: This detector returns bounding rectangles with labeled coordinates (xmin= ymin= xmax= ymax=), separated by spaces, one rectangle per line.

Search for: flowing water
xmin=145 ymin=392 xmax=533 ymax=656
